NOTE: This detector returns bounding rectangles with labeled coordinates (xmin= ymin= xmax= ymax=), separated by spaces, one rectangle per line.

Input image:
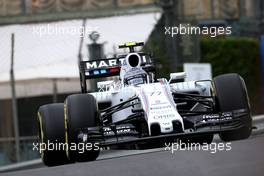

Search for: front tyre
xmin=64 ymin=94 xmax=100 ymax=162
xmin=37 ymin=103 xmax=71 ymax=166
xmin=213 ymin=73 xmax=252 ymax=141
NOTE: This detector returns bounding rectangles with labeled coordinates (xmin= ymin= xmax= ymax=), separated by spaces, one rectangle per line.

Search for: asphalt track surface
xmin=2 ymin=133 xmax=264 ymax=176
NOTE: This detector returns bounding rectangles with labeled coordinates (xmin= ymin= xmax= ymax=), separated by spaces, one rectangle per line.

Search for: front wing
xmin=76 ymin=108 xmax=249 ymax=147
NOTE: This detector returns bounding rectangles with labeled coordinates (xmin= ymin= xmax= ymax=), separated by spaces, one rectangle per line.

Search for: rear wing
xmin=79 ymin=53 xmax=155 ymax=79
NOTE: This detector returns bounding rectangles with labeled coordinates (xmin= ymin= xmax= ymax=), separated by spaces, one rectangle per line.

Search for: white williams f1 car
xmin=37 ymin=42 xmax=252 ymax=166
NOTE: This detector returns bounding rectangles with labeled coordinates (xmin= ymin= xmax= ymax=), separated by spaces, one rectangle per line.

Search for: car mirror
xmin=169 ymin=72 xmax=186 ymax=83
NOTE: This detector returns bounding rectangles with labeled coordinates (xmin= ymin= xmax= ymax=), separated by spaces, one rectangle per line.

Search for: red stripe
xmin=159 ymin=80 xmax=175 ymax=107
xmin=141 ymin=89 xmax=149 ymax=115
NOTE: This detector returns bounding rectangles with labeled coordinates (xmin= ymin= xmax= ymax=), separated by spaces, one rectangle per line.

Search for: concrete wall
xmin=0 ymin=78 xmax=83 ymax=99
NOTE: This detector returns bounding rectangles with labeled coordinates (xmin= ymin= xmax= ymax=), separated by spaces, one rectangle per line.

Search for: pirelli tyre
xmin=37 ymin=103 xmax=71 ymax=166
xmin=64 ymin=94 xmax=100 ymax=162
xmin=213 ymin=73 xmax=252 ymax=141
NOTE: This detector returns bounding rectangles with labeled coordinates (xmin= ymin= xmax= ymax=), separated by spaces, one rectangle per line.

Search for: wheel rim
xmin=37 ymin=112 xmax=45 ymax=160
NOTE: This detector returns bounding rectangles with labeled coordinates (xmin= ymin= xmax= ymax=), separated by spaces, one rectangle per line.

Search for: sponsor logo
xmin=150 ymin=100 xmax=169 ymax=106
xmin=103 ymin=126 xmax=136 ymax=135
xmin=203 ymin=114 xmax=219 ymax=119
xmin=104 ymin=129 xmax=131 ymax=135
xmin=150 ymin=105 xmax=172 ymax=110
xmin=162 ymin=122 xmax=171 ymax=126
xmin=150 ymin=109 xmax=173 ymax=114
xmin=202 ymin=114 xmax=232 ymax=122
xmin=86 ymin=58 xmax=125 ymax=69
xmin=86 ymin=55 xmax=150 ymax=70
xmin=153 ymin=114 xmax=175 ymax=120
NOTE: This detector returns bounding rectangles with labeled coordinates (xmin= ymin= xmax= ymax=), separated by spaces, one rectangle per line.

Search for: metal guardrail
xmin=0 ymin=136 xmax=37 ymax=142
xmin=0 ymin=136 xmax=39 ymax=168
xmin=252 ymin=115 xmax=264 ymax=123
xmin=252 ymin=115 xmax=264 ymax=135
xmin=0 ymin=159 xmax=42 ymax=173
xmin=0 ymin=115 xmax=264 ymax=173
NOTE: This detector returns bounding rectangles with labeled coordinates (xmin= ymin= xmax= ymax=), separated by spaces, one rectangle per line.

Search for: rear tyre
xmin=65 ymin=94 xmax=100 ymax=162
xmin=213 ymin=73 xmax=252 ymax=141
xmin=37 ymin=103 xmax=71 ymax=166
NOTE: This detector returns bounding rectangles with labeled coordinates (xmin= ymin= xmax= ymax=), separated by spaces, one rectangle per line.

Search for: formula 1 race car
xmin=37 ymin=42 xmax=252 ymax=166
